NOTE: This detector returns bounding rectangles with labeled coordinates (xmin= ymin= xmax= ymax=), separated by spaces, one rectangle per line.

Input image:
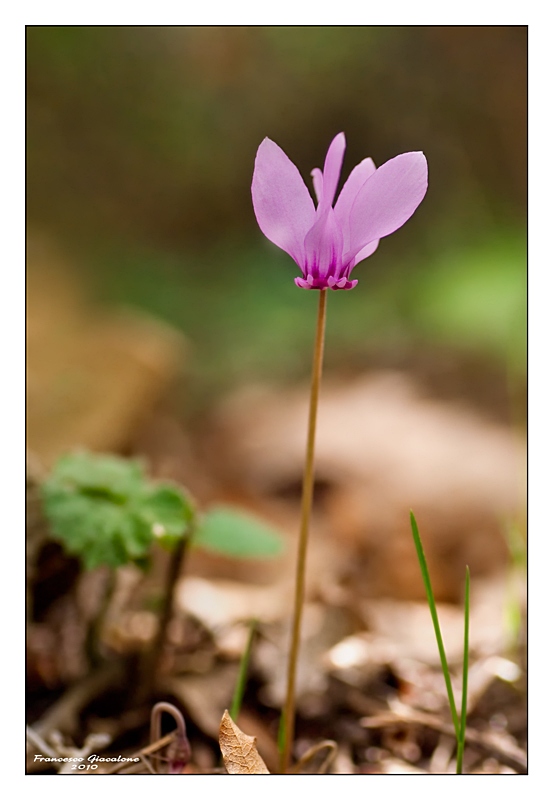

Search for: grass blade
xmin=410 ymin=511 xmax=460 ymax=740
xmin=456 ymin=566 xmax=470 ymax=774
xmin=229 ymin=619 xmax=257 ymax=721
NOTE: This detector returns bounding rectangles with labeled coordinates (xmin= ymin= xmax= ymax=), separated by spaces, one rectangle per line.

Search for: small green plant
xmin=40 ymin=450 xmax=284 ymax=698
xmin=42 ymin=451 xmax=284 ymax=570
xmin=410 ymin=511 xmax=470 ymax=774
xmin=42 ymin=453 xmax=194 ymax=569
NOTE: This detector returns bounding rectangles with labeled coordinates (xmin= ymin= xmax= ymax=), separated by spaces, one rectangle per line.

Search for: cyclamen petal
xmin=251 ymin=134 xmax=427 ymax=291
xmin=352 ymin=238 xmax=380 ymax=267
xmin=303 ymin=206 xmax=344 ymax=287
xmin=334 ymin=156 xmax=376 ymax=253
xmin=320 ymin=132 xmax=346 ymax=209
xmin=251 ymin=138 xmax=316 ymax=266
xmin=311 ymin=168 xmax=323 ymax=204
xmin=346 ymin=152 xmax=428 ymax=261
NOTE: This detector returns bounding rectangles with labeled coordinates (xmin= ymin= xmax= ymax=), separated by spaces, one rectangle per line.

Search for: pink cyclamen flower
xmin=251 ymin=133 xmax=428 ymax=290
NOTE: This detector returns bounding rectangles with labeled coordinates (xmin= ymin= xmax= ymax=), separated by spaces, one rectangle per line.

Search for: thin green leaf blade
xmin=229 ymin=619 xmax=257 ymax=721
xmin=456 ymin=566 xmax=470 ymax=774
xmin=410 ymin=511 xmax=460 ymax=739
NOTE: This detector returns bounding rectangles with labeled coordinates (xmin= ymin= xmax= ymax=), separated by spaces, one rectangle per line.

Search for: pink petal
xmin=295 ymin=276 xmax=315 ymax=289
xmin=311 ymin=168 xmax=323 ymax=204
xmin=334 ymin=156 xmax=376 ymax=253
xmin=347 ymin=151 xmax=428 ymax=260
xmin=352 ymin=238 xmax=380 ymax=267
xmin=321 ymin=132 xmax=346 ymax=208
xmin=303 ymin=206 xmax=343 ymax=280
xmin=329 ymin=277 xmax=358 ymax=290
xmin=252 ymin=138 xmax=316 ymax=265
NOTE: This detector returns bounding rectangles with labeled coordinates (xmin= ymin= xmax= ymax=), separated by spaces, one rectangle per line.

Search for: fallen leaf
xmin=210 ymin=373 xmax=526 ymax=601
xmin=232 ymin=710 xmax=279 ymax=774
xmin=255 ymin=604 xmax=355 ymax=711
xmin=219 ymin=710 xmax=270 ymax=774
xmin=176 ymin=576 xmax=289 ymax=629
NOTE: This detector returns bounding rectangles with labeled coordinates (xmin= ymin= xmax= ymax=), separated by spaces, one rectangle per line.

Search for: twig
xmin=102 ymin=731 xmax=177 ymax=774
xmin=360 ymin=707 xmax=527 ymax=773
xmin=27 ymin=726 xmax=111 ymax=774
xmin=290 ymin=740 xmax=337 ymax=774
xmin=135 ymin=534 xmax=191 ymax=703
xmin=33 ymin=661 xmax=123 ymax=739
xmin=26 ymin=726 xmax=58 ymax=760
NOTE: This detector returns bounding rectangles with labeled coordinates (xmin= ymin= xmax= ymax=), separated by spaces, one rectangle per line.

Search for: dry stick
xmin=280 ymin=289 xmax=327 ymax=774
xmin=290 ymin=740 xmax=338 ymax=775
xmin=102 ymin=732 xmax=177 ymax=774
xmin=26 ymin=726 xmax=59 ymax=761
xmin=33 ymin=662 xmax=123 ymax=739
xmin=361 ymin=709 xmax=527 ymax=774
xmin=135 ymin=533 xmax=191 ymax=704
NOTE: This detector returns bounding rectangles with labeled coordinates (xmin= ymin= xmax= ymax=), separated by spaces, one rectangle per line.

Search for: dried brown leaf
xmin=212 ymin=374 xmax=525 ymax=601
xmin=219 ymin=710 xmax=270 ymax=774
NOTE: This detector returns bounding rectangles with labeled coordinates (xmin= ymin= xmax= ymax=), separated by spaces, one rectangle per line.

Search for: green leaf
xmin=137 ymin=486 xmax=195 ymax=549
xmin=193 ymin=506 xmax=284 ymax=559
xmin=42 ymin=487 xmax=146 ymax=569
xmin=50 ymin=452 xmax=146 ymax=500
xmin=41 ymin=451 xmax=195 ymax=569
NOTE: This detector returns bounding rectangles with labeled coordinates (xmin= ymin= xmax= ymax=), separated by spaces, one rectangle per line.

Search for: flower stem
xmin=280 ymin=288 xmax=327 ymax=774
xmin=150 ymin=701 xmax=191 ymax=774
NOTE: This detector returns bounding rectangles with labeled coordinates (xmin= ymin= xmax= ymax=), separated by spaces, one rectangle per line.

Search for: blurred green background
xmin=26 ymin=26 xmax=527 ymax=413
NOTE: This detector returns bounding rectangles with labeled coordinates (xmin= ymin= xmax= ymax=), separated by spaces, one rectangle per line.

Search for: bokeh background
xmin=27 ymin=25 xmax=527 ymax=405
xmin=26 ymin=25 xmax=527 ymax=606
xmin=26 ymin=29 xmax=528 ymax=770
